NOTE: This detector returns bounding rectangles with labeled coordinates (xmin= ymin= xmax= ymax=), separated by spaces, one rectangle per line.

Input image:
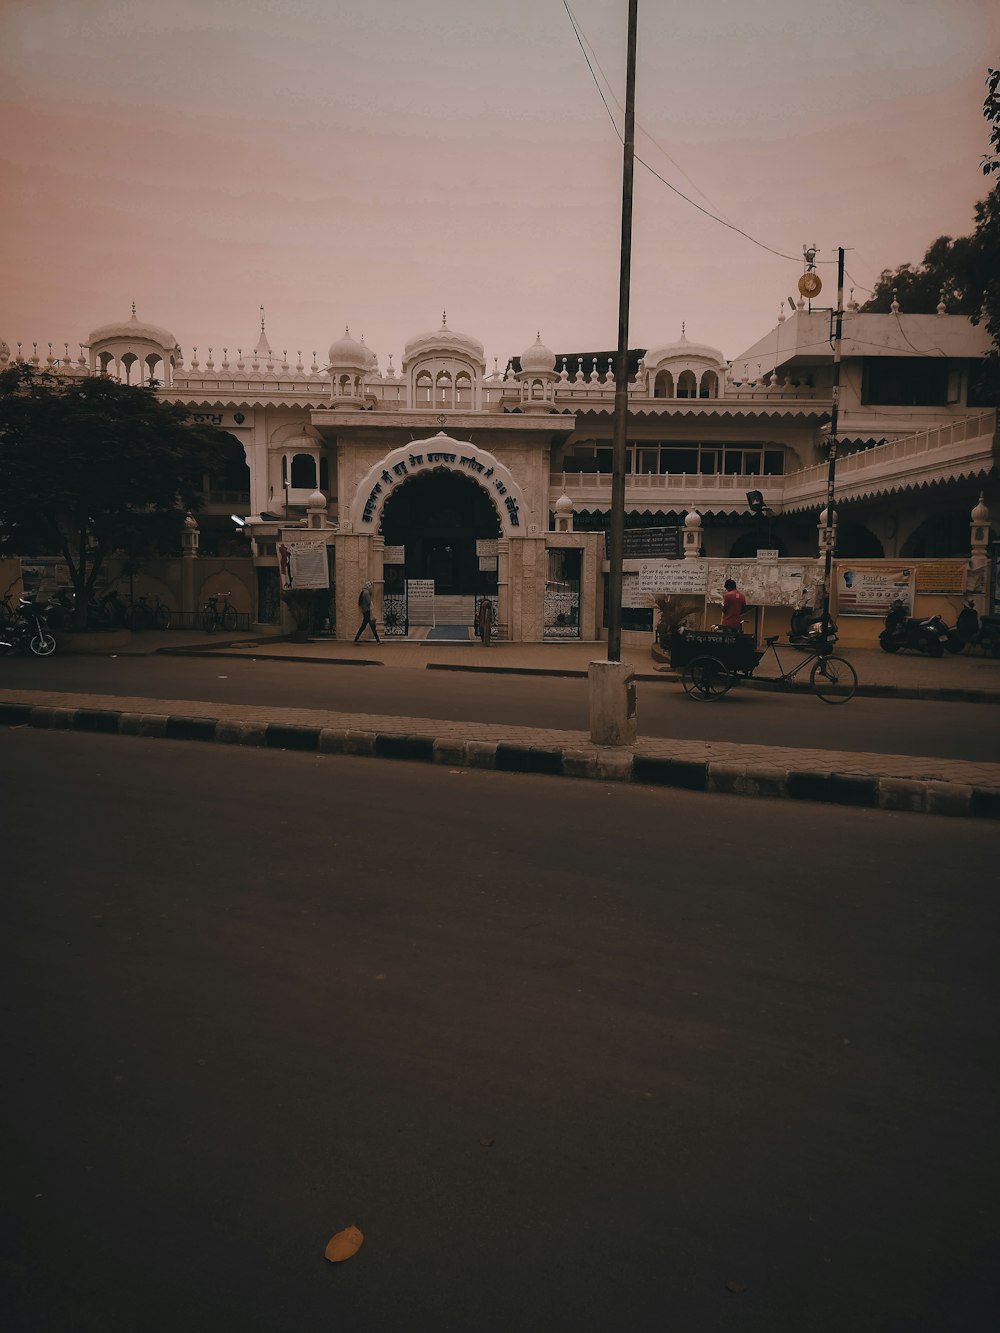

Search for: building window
xmin=291 ymin=453 xmax=316 ymax=488
xmin=435 ymin=373 xmax=453 ymax=408
xmin=653 ymin=370 xmax=674 ymax=398
xmin=862 ymin=358 xmax=949 ymax=406
xmin=699 ymin=371 xmax=718 ymax=398
xmin=676 ymin=370 xmax=697 ymax=398
xmin=456 ymin=373 xmax=472 ymax=407
xmin=416 ymin=372 xmax=433 ymax=405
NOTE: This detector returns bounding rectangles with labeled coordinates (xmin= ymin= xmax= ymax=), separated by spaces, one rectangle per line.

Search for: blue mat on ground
xmin=426 ymin=625 xmax=472 ymax=641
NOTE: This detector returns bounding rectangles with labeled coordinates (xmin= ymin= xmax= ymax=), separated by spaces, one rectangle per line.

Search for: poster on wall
xmin=638 ymin=562 xmax=708 ymax=596
xmin=914 ymin=560 xmax=967 ymax=594
xmin=836 ymin=563 xmax=913 ymax=616
xmin=711 ymin=563 xmax=812 ymax=609
xmin=383 ymin=546 xmax=405 ymax=565
xmin=277 ymin=541 xmax=330 ymax=590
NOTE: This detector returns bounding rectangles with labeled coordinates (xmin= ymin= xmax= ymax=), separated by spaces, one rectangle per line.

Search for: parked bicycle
xmin=202 ymin=591 xmax=238 ymax=633
xmin=129 ymin=593 xmax=171 ymax=631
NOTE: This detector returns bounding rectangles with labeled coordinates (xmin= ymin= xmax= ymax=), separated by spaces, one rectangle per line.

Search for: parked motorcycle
xmin=879 ymin=597 xmax=950 ymax=657
xmin=789 ymin=603 xmax=838 ymax=649
xmin=0 ymin=595 xmax=57 ymax=657
xmin=949 ymin=601 xmax=1000 ymax=657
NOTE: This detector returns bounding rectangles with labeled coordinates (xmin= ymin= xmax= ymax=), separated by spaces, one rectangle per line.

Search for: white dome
xmin=971 ymin=494 xmax=990 ymax=524
xmin=328 ymin=327 xmax=376 ymax=370
xmin=643 ymin=326 xmax=724 ymax=368
xmin=307 ymin=489 xmax=327 ymax=510
xmin=520 ymin=332 xmax=556 ymax=375
xmin=554 ymin=492 xmax=573 ymax=514
xmin=684 ymin=510 xmax=702 ymax=529
xmin=404 ymin=315 xmax=485 ymax=367
xmin=89 ymin=310 xmax=176 ymax=350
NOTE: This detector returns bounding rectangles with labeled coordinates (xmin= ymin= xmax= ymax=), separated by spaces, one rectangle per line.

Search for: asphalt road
xmin=2 ymin=651 xmax=999 ymax=762
xmin=3 ymin=729 xmax=997 ymax=1332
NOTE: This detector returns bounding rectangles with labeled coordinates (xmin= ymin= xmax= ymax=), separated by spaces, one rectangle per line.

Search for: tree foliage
xmin=859 ymin=69 xmax=999 ymax=401
xmin=0 ymin=364 xmax=231 ymax=625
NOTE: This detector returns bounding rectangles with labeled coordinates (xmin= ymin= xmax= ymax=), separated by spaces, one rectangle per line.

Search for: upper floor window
xmin=862 ymin=358 xmax=951 ymax=406
xmin=290 ymin=453 xmax=317 ymax=488
xmin=416 ymin=372 xmax=433 ymax=405
xmin=676 ymin=370 xmax=697 ymax=399
xmin=435 ymin=373 xmax=453 ymax=408
xmin=699 ymin=371 xmax=718 ymax=399
xmin=456 ymin=373 xmax=472 ymax=407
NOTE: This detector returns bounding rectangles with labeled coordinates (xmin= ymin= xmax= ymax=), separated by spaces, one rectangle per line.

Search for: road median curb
xmin=2 ymin=699 xmax=997 ymax=821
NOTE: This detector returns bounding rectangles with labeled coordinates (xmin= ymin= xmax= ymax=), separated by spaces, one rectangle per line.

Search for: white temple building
xmin=2 ymin=294 xmax=996 ymax=641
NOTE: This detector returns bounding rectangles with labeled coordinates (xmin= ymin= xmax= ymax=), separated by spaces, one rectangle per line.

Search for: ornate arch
xmin=346 ymin=433 xmax=529 ymax=536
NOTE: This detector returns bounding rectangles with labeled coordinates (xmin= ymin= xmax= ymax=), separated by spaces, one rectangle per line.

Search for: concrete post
xmin=968 ymin=493 xmax=991 ymax=613
xmin=589 ymin=659 xmax=637 ymax=746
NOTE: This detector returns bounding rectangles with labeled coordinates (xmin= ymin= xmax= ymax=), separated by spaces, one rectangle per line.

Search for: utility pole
xmin=606 ymin=0 xmax=638 ymax=663
xmin=821 ymin=247 xmax=846 ymax=639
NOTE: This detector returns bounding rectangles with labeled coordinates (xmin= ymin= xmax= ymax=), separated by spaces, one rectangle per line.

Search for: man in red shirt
xmin=720 ymin=578 xmax=747 ymax=629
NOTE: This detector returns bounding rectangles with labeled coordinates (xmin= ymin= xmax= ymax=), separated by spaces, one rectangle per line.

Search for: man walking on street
xmin=354 ymin=581 xmax=380 ymax=643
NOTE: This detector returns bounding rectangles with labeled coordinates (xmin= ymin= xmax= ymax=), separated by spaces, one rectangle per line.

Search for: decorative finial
xmin=937 ymin=288 xmax=947 ymax=316
xmin=260 ymin=305 xmax=265 ymax=332
xmin=442 ymin=309 xmax=447 ymax=326
xmin=890 ymin=288 xmax=900 ymax=314
xmin=681 ymin=320 xmax=686 ymax=337
xmin=131 ymin=301 xmax=136 ymax=319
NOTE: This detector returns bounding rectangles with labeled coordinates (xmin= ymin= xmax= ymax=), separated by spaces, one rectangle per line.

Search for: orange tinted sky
xmin=1 ymin=0 xmax=997 ymax=368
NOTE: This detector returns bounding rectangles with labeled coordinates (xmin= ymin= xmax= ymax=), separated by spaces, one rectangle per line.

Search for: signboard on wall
xmin=638 ymin=562 xmax=708 ymax=596
xmin=607 ymin=527 xmax=682 ymax=559
xmin=712 ymin=563 xmax=811 ymax=609
xmin=407 ymin=579 xmax=435 ymax=603
xmin=836 ymin=562 xmax=913 ymax=616
xmin=476 ymin=540 xmax=498 ymax=558
xmin=914 ymin=560 xmax=966 ymax=594
xmin=383 ymin=546 xmax=405 ymax=565
xmin=277 ymin=540 xmax=329 ymax=590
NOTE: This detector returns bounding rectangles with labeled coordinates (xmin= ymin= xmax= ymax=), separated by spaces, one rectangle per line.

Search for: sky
xmin=1 ymin=0 xmax=997 ymax=372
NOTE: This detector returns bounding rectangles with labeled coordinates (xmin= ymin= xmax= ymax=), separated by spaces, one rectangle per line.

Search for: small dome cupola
xmin=514 ymin=331 xmax=560 ymax=413
xmin=642 ymin=323 xmax=725 ymax=400
xmin=327 ymin=326 xmax=377 ymax=409
xmin=520 ymin=332 xmax=556 ymax=375
xmin=403 ymin=312 xmax=484 ymax=411
xmin=87 ymin=305 xmax=178 ymax=385
xmin=328 ymin=326 xmax=375 ymax=371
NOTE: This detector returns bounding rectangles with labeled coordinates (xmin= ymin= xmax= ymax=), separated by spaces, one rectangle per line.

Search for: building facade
xmin=3 ymin=297 xmax=996 ymax=641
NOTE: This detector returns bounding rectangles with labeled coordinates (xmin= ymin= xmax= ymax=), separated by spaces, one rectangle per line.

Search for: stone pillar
xmin=968 ymin=493 xmax=991 ymax=613
xmin=683 ymin=510 xmax=702 ymax=558
xmin=589 ymin=659 xmax=637 ymax=747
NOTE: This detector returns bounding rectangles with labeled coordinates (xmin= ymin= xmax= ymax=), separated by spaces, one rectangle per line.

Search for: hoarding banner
xmin=836 ymin=563 xmax=913 ymax=616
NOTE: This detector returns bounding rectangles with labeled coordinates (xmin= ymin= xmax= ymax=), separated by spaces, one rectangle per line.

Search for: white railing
xmin=782 ymin=411 xmax=997 ymax=507
xmin=549 ymin=410 xmax=997 ymax=510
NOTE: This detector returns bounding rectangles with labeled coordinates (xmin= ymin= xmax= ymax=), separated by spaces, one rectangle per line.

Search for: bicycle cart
xmin=669 ymin=627 xmax=857 ymax=704
xmin=669 ymin=628 xmax=762 ymax=700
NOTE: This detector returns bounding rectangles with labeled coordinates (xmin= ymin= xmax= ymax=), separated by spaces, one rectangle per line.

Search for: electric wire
xmin=561 ymin=0 xmax=839 ymax=267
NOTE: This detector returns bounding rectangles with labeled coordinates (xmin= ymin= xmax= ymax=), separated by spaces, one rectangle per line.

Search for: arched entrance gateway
xmin=346 ymin=434 xmax=529 ymax=636
xmin=380 ymin=470 xmax=500 ymax=594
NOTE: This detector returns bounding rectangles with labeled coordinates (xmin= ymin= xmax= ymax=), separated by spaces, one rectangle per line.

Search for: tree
xmin=0 ymin=364 xmax=231 ymax=627
xmin=860 ymin=69 xmax=1000 ymax=401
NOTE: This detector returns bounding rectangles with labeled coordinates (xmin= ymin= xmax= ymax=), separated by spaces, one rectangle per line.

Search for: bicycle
xmin=129 ymin=593 xmax=171 ymax=631
xmin=675 ymin=628 xmax=857 ymax=704
xmin=202 ymin=591 xmax=238 ymax=633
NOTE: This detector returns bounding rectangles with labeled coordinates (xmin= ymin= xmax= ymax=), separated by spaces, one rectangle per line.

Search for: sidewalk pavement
xmin=4 ymin=630 xmax=999 ymax=819
xmin=72 ymin=625 xmax=1000 ymax=702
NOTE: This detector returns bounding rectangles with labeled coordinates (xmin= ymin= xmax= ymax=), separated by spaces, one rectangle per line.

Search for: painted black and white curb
xmin=2 ymin=700 xmax=998 ymax=821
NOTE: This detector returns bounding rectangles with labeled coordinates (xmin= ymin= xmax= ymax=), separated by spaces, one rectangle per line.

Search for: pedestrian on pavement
xmin=354 ymin=581 xmax=380 ymax=643
xmin=720 ymin=578 xmax=747 ymax=630
xmin=477 ymin=596 xmax=495 ymax=647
